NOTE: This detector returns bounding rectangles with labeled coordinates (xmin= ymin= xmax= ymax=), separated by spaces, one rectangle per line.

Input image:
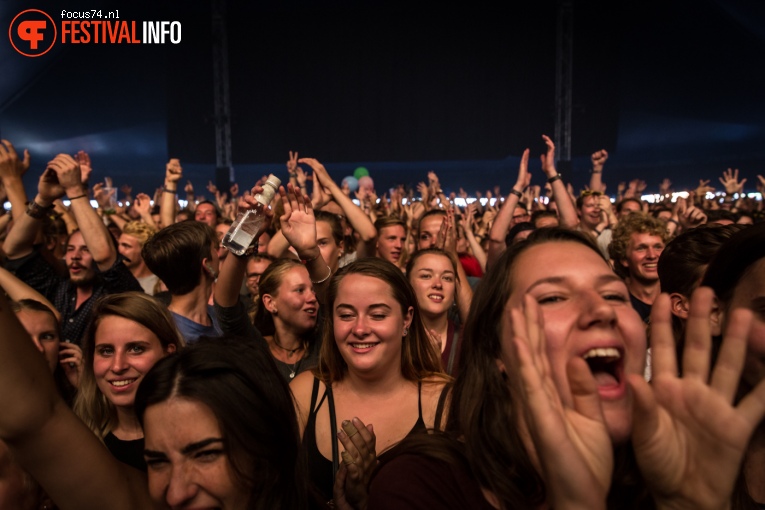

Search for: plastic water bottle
xmin=222 ymin=175 xmax=281 ymax=256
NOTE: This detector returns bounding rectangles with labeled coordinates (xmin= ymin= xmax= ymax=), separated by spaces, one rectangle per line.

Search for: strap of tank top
xmin=327 ymin=383 xmax=339 ymax=481
xmin=446 ymin=329 xmax=459 ymax=375
xmin=309 ymin=377 xmax=320 ymax=411
xmin=417 ymin=380 xmax=423 ymax=419
xmin=434 ymin=382 xmax=453 ymax=431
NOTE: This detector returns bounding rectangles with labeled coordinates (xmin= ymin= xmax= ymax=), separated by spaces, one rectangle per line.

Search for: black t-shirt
xmin=629 ymin=293 xmax=652 ymax=324
xmin=104 ymin=432 xmax=146 ymax=472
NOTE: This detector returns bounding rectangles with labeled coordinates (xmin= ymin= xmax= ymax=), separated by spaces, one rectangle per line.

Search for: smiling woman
xmin=290 ymin=257 xmax=448 ymax=507
xmin=368 ymin=227 xmax=765 ymax=510
xmin=73 ymin=292 xmax=184 ymax=471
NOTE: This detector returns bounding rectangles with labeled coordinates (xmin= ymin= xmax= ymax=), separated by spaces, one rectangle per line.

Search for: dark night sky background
xmin=1 ymin=0 xmax=764 ymax=200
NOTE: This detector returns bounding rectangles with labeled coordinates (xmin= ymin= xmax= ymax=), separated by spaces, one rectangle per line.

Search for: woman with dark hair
xmin=369 ymin=227 xmax=765 ymax=509
xmin=291 ymin=257 xmax=449 ymax=507
xmin=0 ymin=289 xmax=311 ymax=509
xmin=135 ymin=336 xmax=310 ymax=510
xmin=406 ymin=248 xmax=472 ymax=375
xmin=73 ymin=291 xmax=184 ymax=471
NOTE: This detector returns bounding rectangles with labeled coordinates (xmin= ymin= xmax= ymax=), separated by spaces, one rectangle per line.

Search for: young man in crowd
xmin=609 ymin=213 xmax=670 ymax=323
xmin=118 ymin=221 xmax=159 ymax=295
xmin=4 ymin=153 xmax=142 ymax=345
xmin=142 ymin=221 xmax=222 ymax=344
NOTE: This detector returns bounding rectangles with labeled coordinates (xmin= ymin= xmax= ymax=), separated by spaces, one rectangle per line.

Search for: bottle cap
xmin=255 ymin=174 xmax=281 ymax=206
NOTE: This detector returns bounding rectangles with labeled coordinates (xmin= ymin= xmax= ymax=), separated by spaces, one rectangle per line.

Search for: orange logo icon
xmin=9 ymin=9 xmax=57 ymax=57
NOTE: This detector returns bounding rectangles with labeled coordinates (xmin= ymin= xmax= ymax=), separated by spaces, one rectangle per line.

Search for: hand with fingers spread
xmin=278 ymin=183 xmax=319 ymax=260
xmin=509 ymin=296 xmax=612 ymax=510
xmin=629 ymin=289 xmax=765 ymax=510
xmin=333 ymin=417 xmax=378 ymax=510
xmin=719 ymin=168 xmax=746 ymax=195
xmin=0 ymin=140 xmax=30 ymax=180
xmin=694 ymin=179 xmax=715 ymax=198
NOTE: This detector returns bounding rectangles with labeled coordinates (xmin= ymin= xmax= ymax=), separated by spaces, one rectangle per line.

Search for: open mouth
xmin=582 ymin=347 xmax=624 ymax=392
xmin=428 ymin=294 xmax=444 ymax=303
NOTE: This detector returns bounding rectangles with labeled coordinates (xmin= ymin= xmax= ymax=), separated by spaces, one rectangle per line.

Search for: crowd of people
xmin=0 ymin=135 xmax=764 ymax=510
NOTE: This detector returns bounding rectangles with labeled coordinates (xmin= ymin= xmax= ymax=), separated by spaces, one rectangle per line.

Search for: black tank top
xmin=303 ymin=378 xmax=426 ymax=503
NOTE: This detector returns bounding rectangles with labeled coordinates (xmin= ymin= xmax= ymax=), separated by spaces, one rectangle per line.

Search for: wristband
xmin=163 ymin=187 xmax=177 ymax=194
xmin=593 ymin=228 xmax=602 ymax=236
xmin=547 ymin=174 xmax=562 ymax=184
xmin=667 ymin=219 xmax=679 ymax=226
xmin=509 ymin=189 xmax=523 ymax=199
xmin=26 ymin=200 xmax=54 ymax=219
xmin=68 ymin=193 xmax=89 ymax=201
xmin=590 ymin=169 xmax=602 ymax=174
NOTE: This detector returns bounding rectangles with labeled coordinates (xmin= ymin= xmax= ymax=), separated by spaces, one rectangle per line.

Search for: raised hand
xmin=0 ymin=140 xmax=30 ymax=180
xmin=659 ymin=178 xmax=672 ymax=196
xmin=165 ymin=159 xmax=182 ymax=184
xmin=719 ymin=168 xmax=746 ymax=195
xmin=515 ymin=149 xmax=532 ymax=191
xmin=540 ymin=135 xmax=557 ymax=178
xmin=59 ymin=342 xmax=83 ymax=389
xmin=184 ymin=179 xmax=194 ymax=195
xmin=48 ymin=154 xmax=84 ymax=195
xmin=133 ymin=193 xmax=152 ymax=216
xmin=591 ymin=149 xmax=608 ymax=172
xmin=278 ymin=183 xmax=317 ymax=257
xmin=229 ymin=183 xmax=239 ymax=197
xmin=74 ymin=150 xmax=92 ymax=184
xmin=427 ymin=170 xmax=439 ymax=185
xmin=676 ymin=197 xmax=707 ymax=230
xmin=508 ymin=295 xmax=611 ymax=509
xmin=333 ymin=417 xmax=377 ymax=510
xmin=694 ymin=179 xmax=715 ymax=197
xmin=92 ymin=183 xmax=115 ymax=209
xmin=286 ymin=150 xmax=299 ymax=175
xmin=206 ymin=180 xmax=218 ymax=195
xmin=630 ymin=290 xmax=765 ymax=510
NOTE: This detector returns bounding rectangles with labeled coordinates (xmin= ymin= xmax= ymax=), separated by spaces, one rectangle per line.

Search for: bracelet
xmin=547 ymin=174 xmax=562 ymax=184
xmin=593 ymin=228 xmax=602 ymax=236
xmin=667 ymin=218 xmax=679 ymax=226
xmin=102 ymin=208 xmax=116 ymax=216
xmin=311 ymin=264 xmax=332 ymax=284
xmin=26 ymin=200 xmax=54 ymax=220
xmin=68 ymin=193 xmax=89 ymax=201
xmin=509 ymin=189 xmax=523 ymax=199
xmin=163 ymin=187 xmax=177 ymax=194
xmin=590 ymin=170 xmax=602 ymax=174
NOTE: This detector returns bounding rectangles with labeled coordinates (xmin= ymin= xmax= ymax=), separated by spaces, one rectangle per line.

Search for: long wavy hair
xmin=315 ymin=257 xmax=444 ymax=383
xmin=73 ymin=292 xmax=184 ymax=438
xmin=135 ymin=336 xmax=310 ymax=510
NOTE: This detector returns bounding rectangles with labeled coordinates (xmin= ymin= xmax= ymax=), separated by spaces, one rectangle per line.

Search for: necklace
xmin=272 ymin=335 xmax=307 ymax=378
xmin=287 ymin=358 xmax=303 ymax=379
xmin=272 ymin=335 xmax=305 ymax=358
